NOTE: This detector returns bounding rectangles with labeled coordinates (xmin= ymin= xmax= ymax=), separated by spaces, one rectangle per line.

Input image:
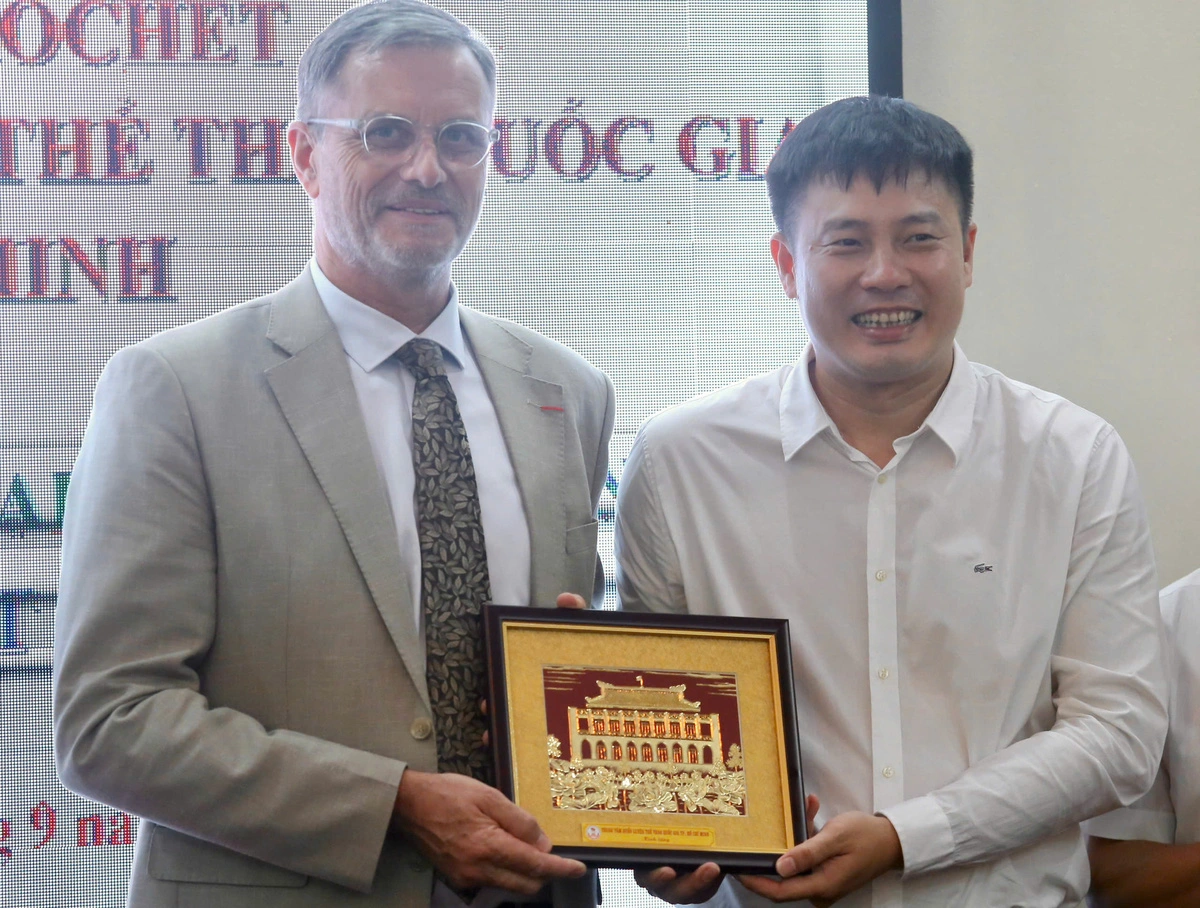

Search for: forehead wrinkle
xmin=323 ymin=46 xmax=493 ymax=119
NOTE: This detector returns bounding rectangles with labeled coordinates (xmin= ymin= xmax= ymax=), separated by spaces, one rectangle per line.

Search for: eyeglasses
xmin=304 ymin=115 xmax=499 ymax=168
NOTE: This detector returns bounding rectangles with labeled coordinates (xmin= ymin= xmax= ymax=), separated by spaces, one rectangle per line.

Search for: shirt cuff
xmin=880 ymin=795 xmax=956 ymax=875
xmin=1083 ymin=806 xmax=1176 ymax=844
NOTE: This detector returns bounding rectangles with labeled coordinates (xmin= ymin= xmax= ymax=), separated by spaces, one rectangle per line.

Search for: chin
xmin=331 ymin=225 xmax=457 ymax=270
xmin=856 ymin=352 xmax=947 ymax=385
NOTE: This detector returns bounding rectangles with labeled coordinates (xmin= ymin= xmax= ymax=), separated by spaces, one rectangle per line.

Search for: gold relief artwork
xmin=542 ymin=668 xmax=747 ymax=816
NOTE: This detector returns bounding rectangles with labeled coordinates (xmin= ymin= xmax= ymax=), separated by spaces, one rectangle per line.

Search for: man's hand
xmin=393 ymin=770 xmax=586 ymax=895
xmin=633 ymin=795 xmax=820 ymax=904
xmin=555 ymin=592 xmax=588 ymax=610
xmin=737 ymin=811 xmax=902 ymax=906
xmin=1089 ymin=836 xmax=1200 ymax=908
xmin=634 ymin=862 xmax=725 ymax=904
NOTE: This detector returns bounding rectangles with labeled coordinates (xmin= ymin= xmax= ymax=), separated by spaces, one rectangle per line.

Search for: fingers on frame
xmin=489 ymin=830 xmax=585 ymax=879
xmin=453 ymin=864 xmax=548 ymax=897
xmin=738 ymin=874 xmax=818 ymax=901
xmin=486 ymin=793 xmax=544 ymax=845
xmin=634 ymin=863 xmax=721 ymax=901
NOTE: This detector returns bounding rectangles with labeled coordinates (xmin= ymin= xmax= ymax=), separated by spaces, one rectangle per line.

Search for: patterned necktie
xmin=396 ymin=338 xmax=494 ymax=784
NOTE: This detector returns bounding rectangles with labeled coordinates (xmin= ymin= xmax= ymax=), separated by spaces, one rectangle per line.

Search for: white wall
xmin=904 ymin=0 xmax=1200 ymax=585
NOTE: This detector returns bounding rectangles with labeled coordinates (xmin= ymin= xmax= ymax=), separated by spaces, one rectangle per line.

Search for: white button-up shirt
xmin=615 ymin=344 xmax=1166 ymax=907
xmin=313 ymin=261 xmax=531 ymax=623
xmin=312 ymin=262 xmax=536 ymax=908
xmin=1087 ymin=568 xmax=1200 ymax=846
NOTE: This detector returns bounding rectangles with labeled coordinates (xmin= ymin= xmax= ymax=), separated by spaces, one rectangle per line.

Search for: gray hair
xmin=296 ymin=0 xmax=497 ymax=122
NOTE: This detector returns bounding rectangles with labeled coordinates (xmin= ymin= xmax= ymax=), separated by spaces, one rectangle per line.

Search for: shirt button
xmin=877 ymin=474 xmax=888 ymax=484
xmin=875 ymin=569 xmax=888 ymax=582
xmin=878 ymin=667 xmax=890 ymax=680
xmin=410 ymin=717 xmax=433 ymax=741
xmin=882 ymin=766 xmax=895 ymax=779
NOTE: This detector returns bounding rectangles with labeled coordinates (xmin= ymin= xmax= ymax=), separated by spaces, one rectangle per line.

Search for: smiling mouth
xmin=387 ymin=206 xmax=451 ymax=216
xmin=852 ymin=310 xmax=922 ymax=328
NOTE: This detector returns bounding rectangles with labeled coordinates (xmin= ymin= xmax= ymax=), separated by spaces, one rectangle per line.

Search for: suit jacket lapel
xmin=263 ymin=271 xmax=430 ymax=708
xmin=460 ymin=308 xmax=567 ymax=610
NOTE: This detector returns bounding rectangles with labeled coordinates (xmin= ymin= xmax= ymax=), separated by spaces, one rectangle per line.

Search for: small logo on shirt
xmin=973 ymin=563 xmax=994 ymax=574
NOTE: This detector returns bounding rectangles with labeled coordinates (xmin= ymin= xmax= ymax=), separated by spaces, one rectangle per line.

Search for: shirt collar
xmin=310 ymin=258 xmax=467 ymax=373
xmin=920 ymin=343 xmax=976 ymax=464
xmin=780 ymin=345 xmax=835 ymax=460
xmin=779 ymin=342 xmax=976 ymax=464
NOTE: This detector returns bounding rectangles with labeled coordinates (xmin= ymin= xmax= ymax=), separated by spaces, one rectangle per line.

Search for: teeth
xmin=854 ymin=310 xmax=919 ymax=327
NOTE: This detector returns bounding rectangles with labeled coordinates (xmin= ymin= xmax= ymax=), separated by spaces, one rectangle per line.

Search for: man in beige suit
xmin=53 ymin=2 xmax=613 ymax=906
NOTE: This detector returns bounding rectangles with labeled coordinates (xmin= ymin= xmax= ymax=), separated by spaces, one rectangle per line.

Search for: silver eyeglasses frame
xmin=303 ymin=115 xmax=500 ymax=168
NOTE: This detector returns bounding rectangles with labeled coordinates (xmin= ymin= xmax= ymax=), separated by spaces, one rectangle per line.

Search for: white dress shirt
xmin=312 ymin=262 xmax=536 ymax=908
xmin=615 ymin=344 xmax=1166 ymax=907
xmin=313 ymin=261 xmax=531 ymax=622
xmin=1086 ymin=568 xmax=1200 ymax=846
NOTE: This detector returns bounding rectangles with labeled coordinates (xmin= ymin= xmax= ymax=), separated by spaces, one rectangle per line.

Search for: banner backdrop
xmin=0 ymin=2 xmax=865 ymax=903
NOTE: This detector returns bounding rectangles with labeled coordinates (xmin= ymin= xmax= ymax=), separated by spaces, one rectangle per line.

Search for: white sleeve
xmin=613 ymin=423 xmax=687 ymax=615
xmin=1084 ymin=767 xmax=1177 ymax=844
xmin=883 ymin=426 xmax=1168 ymax=873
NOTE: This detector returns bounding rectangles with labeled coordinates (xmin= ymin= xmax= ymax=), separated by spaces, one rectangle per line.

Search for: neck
xmin=810 ymin=353 xmax=954 ymax=469
xmin=315 ymin=248 xmax=452 ymax=334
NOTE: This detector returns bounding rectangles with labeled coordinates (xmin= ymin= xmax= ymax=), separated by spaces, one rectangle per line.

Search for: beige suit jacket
xmin=53 ymin=270 xmax=614 ymax=907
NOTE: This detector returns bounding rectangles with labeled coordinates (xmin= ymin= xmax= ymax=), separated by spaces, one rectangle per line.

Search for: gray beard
xmin=323 ymin=215 xmax=470 ymax=286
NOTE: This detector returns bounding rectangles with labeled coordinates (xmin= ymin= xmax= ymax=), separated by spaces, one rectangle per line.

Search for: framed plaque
xmin=483 ymin=605 xmax=806 ymax=872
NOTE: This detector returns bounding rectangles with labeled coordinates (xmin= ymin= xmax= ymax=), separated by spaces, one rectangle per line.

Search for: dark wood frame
xmin=484 ymin=605 xmax=806 ymax=872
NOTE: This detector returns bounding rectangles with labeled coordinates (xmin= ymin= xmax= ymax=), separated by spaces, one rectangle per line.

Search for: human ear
xmin=771 ymin=232 xmax=799 ymax=299
xmin=962 ymin=222 xmax=978 ymax=288
xmin=288 ymin=122 xmax=320 ymax=200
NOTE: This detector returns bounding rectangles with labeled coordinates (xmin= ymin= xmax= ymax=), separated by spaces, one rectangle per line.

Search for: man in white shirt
xmin=615 ymin=95 xmax=1166 ymax=907
xmin=1087 ymin=569 xmax=1200 ymax=907
xmin=53 ymin=2 xmax=611 ymax=907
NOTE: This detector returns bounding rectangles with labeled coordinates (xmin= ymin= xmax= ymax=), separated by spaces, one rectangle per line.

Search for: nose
xmin=860 ymin=244 xmax=909 ymax=292
xmin=398 ymin=133 xmax=446 ymax=188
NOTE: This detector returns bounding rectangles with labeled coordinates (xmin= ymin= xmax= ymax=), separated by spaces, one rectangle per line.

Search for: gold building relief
xmin=546 ymin=675 xmax=747 ymax=816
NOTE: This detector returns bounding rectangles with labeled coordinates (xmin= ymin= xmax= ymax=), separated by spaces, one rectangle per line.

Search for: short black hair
xmin=765 ymin=95 xmax=974 ymax=237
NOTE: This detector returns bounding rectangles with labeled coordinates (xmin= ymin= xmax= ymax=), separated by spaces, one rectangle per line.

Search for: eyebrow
xmin=898 ymin=210 xmax=948 ymax=228
xmin=820 ymin=218 xmax=868 ymax=232
xmin=819 ymin=210 xmax=948 ymax=233
xmin=361 ymin=112 xmax=489 ymax=127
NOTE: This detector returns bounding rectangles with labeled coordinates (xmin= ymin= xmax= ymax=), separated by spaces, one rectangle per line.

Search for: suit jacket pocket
xmin=565 ymin=520 xmax=598 ymax=555
xmin=148 ymin=824 xmax=308 ymax=887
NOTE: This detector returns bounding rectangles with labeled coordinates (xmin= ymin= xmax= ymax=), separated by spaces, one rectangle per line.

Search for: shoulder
xmin=95 ymin=277 xmax=317 ymax=417
xmin=127 ymin=283 xmax=295 ymax=366
xmin=639 ymin=366 xmax=790 ymax=450
xmin=1161 ymin=569 xmax=1200 ymax=635
xmin=462 ymin=307 xmax=602 ymax=374
xmin=460 ymin=307 xmax=610 ymax=395
xmin=137 ymin=298 xmax=271 ymax=359
xmin=969 ymin=360 xmax=1118 ymax=455
xmin=112 ymin=274 xmax=316 ymax=378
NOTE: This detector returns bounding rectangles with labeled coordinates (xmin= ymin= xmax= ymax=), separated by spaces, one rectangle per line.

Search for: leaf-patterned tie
xmin=396 ymin=338 xmax=494 ymax=784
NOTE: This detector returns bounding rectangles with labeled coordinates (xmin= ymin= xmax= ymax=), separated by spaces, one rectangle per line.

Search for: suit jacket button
xmin=410 ymin=717 xmax=433 ymax=740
